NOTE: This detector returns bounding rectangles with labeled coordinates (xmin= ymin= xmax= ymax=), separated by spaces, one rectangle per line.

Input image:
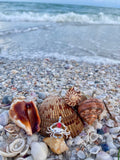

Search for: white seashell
xmin=31 ymin=142 xmax=48 ymax=160
xmin=109 ymin=148 xmax=118 ymax=155
xmin=99 ymin=109 xmax=107 ymax=120
xmin=89 ymin=132 xmax=99 ymax=143
xmin=27 ymin=134 xmax=38 ymax=146
xmin=106 ymin=134 xmax=117 ymax=149
xmin=77 ymin=150 xmax=86 ymax=159
xmin=74 ymin=136 xmax=84 ymax=145
xmin=15 ymin=157 xmax=24 ymax=160
xmin=117 ymin=136 xmax=120 ymax=142
xmin=96 ymin=151 xmax=113 ymax=160
xmin=0 ymin=111 xmax=9 ymax=126
xmin=113 ymin=157 xmax=119 ymax=160
xmin=0 ymin=125 xmax=3 ymax=131
xmin=89 ymin=146 xmax=101 ymax=154
xmin=109 ymin=127 xmax=120 ymax=133
xmin=20 ymin=144 xmax=29 ymax=156
xmin=87 ymin=126 xmax=96 ymax=134
xmin=0 ymin=138 xmax=25 ymax=157
xmin=106 ymin=119 xmax=115 ymax=127
xmin=67 ymin=138 xmax=74 ymax=147
xmin=115 ymin=116 xmax=120 ymax=123
xmin=93 ymin=120 xmax=102 ymax=129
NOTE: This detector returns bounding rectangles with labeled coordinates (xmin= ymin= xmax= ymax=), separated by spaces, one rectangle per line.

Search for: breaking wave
xmin=0 ymin=12 xmax=120 ymax=24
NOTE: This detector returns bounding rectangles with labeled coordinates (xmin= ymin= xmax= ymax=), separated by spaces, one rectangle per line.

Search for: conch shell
xmin=9 ymin=100 xmax=41 ymax=135
xmin=39 ymin=96 xmax=83 ymax=138
xmin=44 ymin=137 xmax=69 ymax=154
xmin=65 ymin=87 xmax=87 ymax=107
xmin=78 ymin=98 xmax=104 ymax=125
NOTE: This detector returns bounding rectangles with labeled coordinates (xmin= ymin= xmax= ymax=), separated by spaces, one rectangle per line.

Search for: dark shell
xmin=78 ymin=98 xmax=104 ymax=125
xmin=39 ymin=96 xmax=83 ymax=138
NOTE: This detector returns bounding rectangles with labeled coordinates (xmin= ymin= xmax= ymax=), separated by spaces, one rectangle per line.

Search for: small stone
xmin=2 ymin=95 xmax=13 ymax=105
xmin=97 ymin=129 xmax=104 ymax=135
xmin=37 ymin=98 xmax=43 ymax=104
xmin=38 ymin=92 xmax=46 ymax=100
xmin=101 ymin=143 xmax=109 ymax=152
xmin=31 ymin=142 xmax=48 ymax=160
xmin=77 ymin=150 xmax=86 ymax=159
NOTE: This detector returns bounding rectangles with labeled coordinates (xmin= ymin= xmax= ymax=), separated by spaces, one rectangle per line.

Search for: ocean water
xmin=0 ymin=1 xmax=120 ymax=64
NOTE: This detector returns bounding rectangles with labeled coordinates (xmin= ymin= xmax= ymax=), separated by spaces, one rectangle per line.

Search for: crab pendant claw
xmin=46 ymin=116 xmax=70 ymax=139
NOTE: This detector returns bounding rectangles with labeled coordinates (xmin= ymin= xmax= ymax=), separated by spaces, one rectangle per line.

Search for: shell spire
xmin=65 ymin=87 xmax=82 ymax=107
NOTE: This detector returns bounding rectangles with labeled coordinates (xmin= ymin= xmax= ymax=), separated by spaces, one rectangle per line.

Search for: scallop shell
xmin=9 ymin=100 xmax=41 ymax=135
xmin=38 ymin=96 xmax=83 ymax=138
xmin=44 ymin=137 xmax=69 ymax=154
xmin=65 ymin=87 xmax=86 ymax=107
xmin=78 ymin=98 xmax=104 ymax=125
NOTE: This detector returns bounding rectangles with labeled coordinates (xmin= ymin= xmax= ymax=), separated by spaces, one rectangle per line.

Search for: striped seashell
xmin=65 ymin=87 xmax=87 ymax=107
xmin=38 ymin=96 xmax=83 ymax=138
xmin=78 ymin=98 xmax=104 ymax=125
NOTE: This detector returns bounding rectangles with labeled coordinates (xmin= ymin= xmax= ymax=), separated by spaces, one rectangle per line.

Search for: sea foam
xmin=0 ymin=12 xmax=120 ymax=24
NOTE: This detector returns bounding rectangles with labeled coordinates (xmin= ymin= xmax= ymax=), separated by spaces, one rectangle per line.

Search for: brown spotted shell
xmin=78 ymin=98 xmax=104 ymax=125
xmin=65 ymin=87 xmax=85 ymax=107
xmin=38 ymin=96 xmax=83 ymax=138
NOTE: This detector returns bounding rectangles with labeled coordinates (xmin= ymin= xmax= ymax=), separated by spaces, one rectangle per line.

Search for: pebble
xmin=101 ymin=143 xmax=109 ymax=152
xmin=31 ymin=142 xmax=48 ymax=160
xmin=77 ymin=150 xmax=86 ymax=159
xmin=2 ymin=95 xmax=13 ymax=104
xmin=38 ymin=92 xmax=46 ymax=100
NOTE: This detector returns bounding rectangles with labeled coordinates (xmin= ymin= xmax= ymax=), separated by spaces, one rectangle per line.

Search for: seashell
xmin=106 ymin=134 xmax=117 ymax=149
xmin=89 ymin=146 xmax=101 ymax=154
xmin=115 ymin=116 xmax=120 ymax=123
xmin=109 ymin=127 xmax=120 ymax=134
xmin=43 ymin=137 xmax=69 ymax=155
xmin=89 ymin=132 xmax=99 ymax=143
xmin=77 ymin=150 xmax=86 ymax=159
xmin=78 ymin=98 xmax=104 ymax=125
xmin=96 ymin=151 xmax=113 ymax=160
xmin=31 ymin=142 xmax=48 ymax=160
xmin=9 ymin=100 xmax=41 ymax=135
xmin=65 ymin=87 xmax=86 ymax=107
xmin=20 ymin=144 xmax=29 ymax=156
xmin=0 ymin=138 xmax=25 ymax=157
xmin=106 ymin=119 xmax=115 ymax=127
xmin=0 ymin=111 xmax=9 ymax=126
xmin=38 ymin=96 xmax=83 ymax=138
xmin=4 ymin=123 xmax=20 ymax=133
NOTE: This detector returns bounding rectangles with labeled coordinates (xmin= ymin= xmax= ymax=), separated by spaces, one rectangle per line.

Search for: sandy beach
xmin=0 ymin=57 xmax=120 ymax=160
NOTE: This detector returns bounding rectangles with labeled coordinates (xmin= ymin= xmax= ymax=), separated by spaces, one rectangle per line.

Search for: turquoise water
xmin=0 ymin=2 xmax=120 ymax=63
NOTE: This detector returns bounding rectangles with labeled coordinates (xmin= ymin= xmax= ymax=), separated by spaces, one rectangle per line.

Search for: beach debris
xmin=0 ymin=111 xmax=9 ymax=126
xmin=0 ymin=138 xmax=25 ymax=157
xmin=65 ymin=87 xmax=85 ymax=107
xmin=43 ymin=137 xmax=69 ymax=154
xmin=31 ymin=142 xmax=49 ymax=160
xmin=78 ymin=98 xmax=104 ymax=125
xmin=9 ymin=100 xmax=41 ymax=135
xmin=38 ymin=96 xmax=83 ymax=138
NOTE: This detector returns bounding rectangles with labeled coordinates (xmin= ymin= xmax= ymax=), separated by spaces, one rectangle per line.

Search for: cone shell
xmin=44 ymin=137 xmax=69 ymax=154
xmin=9 ymin=100 xmax=41 ymax=135
xmin=39 ymin=96 xmax=83 ymax=138
xmin=78 ymin=98 xmax=104 ymax=125
xmin=65 ymin=87 xmax=86 ymax=107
